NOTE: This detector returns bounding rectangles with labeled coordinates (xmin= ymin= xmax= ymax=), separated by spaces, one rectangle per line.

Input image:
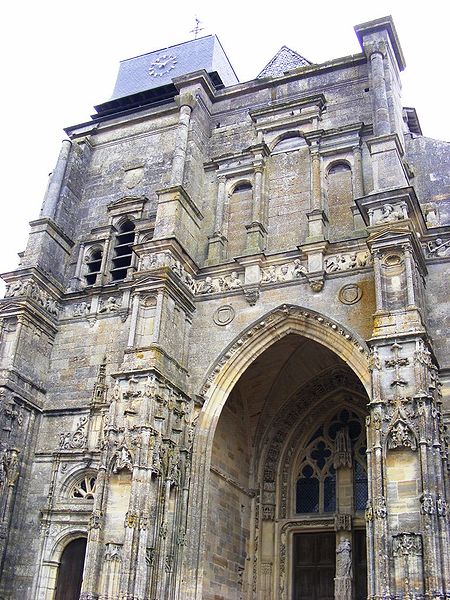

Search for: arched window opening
xmin=296 ymin=437 xmax=335 ymax=514
xmin=71 ymin=475 xmax=96 ymax=500
xmin=111 ymin=220 xmax=135 ymax=281
xmin=232 ymin=182 xmax=252 ymax=193
xmin=85 ymin=248 xmax=103 ymax=286
xmin=271 ymin=133 xmax=307 ymax=154
xmin=54 ymin=538 xmax=87 ymax=600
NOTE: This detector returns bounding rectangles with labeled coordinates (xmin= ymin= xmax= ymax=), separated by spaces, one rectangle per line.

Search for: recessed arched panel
xmin=326 ymin=160 xmax=354 ymax=239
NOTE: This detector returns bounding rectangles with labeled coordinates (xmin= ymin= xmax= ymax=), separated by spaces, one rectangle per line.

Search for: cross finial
xmin=190 ymin=17 xmax=203 ymax=39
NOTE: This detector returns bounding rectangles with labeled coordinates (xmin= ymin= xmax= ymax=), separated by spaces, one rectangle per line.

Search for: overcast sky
xmin=1 ymin=0 xmax=448 ymax=294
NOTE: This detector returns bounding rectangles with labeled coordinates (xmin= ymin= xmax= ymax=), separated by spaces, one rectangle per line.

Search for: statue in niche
xmin=333 ymin=427 xmax=352 ymax=468
xmin=336 ymin=538 xmax=352 ymax=578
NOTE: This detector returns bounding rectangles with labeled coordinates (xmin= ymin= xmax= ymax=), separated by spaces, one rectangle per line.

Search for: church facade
xmin=0 ymin=16 xmax=449 ymax=600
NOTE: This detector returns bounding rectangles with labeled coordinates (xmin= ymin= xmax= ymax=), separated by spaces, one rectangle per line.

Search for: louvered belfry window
xmin=85 ymin=248 xmax=103 ymax=285
xmin=111 ymin=220 xmax=135 ymax=281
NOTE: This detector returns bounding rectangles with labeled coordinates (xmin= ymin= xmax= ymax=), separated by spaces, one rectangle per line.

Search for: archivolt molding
xmin=199 ymin=304 xmax=370 ymax=402
xmin=47 ymin=529 xmax=88 ymax=564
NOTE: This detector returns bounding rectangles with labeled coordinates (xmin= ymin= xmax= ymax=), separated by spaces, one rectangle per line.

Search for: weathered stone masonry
xmin=0 ymin=16 xmax=449 ymax=600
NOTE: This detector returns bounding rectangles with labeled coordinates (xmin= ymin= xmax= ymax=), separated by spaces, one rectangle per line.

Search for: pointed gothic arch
xmin=184 ymin=305 xmax=371 ymax=600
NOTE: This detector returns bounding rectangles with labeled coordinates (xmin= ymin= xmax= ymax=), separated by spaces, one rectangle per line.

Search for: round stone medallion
xmin=213 ymin=304 xmax=235 ymax=326
xmin=339 ymin=283 xmax=362 ymax=305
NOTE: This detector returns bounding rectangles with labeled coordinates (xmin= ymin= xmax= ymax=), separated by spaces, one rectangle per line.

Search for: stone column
xmin=40 ymin=139 xmax=72 ymax=219
xmin=352 ymin=145 xmax=364 ymax=198
xmin=170 ymin=95 xmax=194 ymax=187
xmin=402 ymin=245 xmax=416 ymax=308
xmin=245 ymin=165 xmax=266 ymax=254
xmin=369 ymin=43 xmax=390 ymax=137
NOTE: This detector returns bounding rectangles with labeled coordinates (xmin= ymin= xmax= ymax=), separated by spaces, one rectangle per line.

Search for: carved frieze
xmin=424 ymin=237 xmax=450 ymax=258
xmin=324 ymin=250 xmax=371 ymax=273
xmin=368 ymin=201 xmax=408 ymax=226
xmin=98 ymin=295 xmax=122 ymax=314
xmin=4 ymin=279 xmax=59 ymax=316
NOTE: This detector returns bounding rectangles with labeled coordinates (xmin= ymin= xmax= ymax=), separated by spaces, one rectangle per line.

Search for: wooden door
xmin=354 ymin=530 xmax=367 ymax=600
xmin=293 ymin=532 xmax=335 ymax=600
xmin=54 ymin=537 xmax=87 ymax=600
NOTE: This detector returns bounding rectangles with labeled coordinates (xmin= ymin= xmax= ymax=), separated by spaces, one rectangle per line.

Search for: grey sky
xmin=1 ymin=0 xmax=448 ymax=293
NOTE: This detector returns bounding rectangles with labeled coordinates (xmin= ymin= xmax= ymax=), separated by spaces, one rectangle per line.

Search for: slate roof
xmin=110 ymin=35 xmax=238 ymax=101
xmin=257 ymin=46 xmax=311 ymax=79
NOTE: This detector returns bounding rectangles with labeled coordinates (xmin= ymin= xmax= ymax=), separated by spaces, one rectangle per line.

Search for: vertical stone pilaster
xmin=207 ymin=175 xmax=228 ymax=264
xmin=127 ymin=293 xmax=140 ymax=347
xmin=40 ymin=139 xmax=72 ymax=219
xmin=170 ymin=96 xmax=194 ymax=187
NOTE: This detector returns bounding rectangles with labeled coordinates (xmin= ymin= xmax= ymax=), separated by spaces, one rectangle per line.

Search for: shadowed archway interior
xmin=202 ymin=333 xmax=369 ymax=600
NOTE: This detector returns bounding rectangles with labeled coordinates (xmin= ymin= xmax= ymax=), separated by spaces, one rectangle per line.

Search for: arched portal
xmin=189 ymin=307 xmax=371 ymax=600
xmin=54 ymin=537 xmax=87 ymax=600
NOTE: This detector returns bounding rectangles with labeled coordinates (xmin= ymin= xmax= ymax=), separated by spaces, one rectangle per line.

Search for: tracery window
xmin=295 ymin=409 xmax=367 ymax=514
xmin=71 ymin=475 xmax=96 ymax=500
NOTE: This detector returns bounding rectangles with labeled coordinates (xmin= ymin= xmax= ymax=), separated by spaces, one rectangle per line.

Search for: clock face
xmin=148 ymin=54 xmax=178 ymax=77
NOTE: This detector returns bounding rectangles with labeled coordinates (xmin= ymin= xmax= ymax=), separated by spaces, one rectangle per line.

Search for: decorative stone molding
xmin=213 ymin=305 xmax=235 ymax=326
xmin=374 ymin=496 xmax=387 ymax=519
xmin=59 ymin=416 xmax=88 ymax=450
xmin=334 ymin=513 xmax=352 ymax=531
xmin=243 ymin=285 xmax=260 ymax=305
xmin=105 ymin=543 xmax=122 ymax=562
xmin=387 ymin=419 xmax=417 ymax=451
xmin=420 ymin=492 xmax=435 ymax=516
xmin=339 ymin=283 xmax=362 ymax=305
xmin=4 ymin=279 xmax=59 ymax=316
xmin=392 ymin=532 xmax=422 ymax=556
xmin=200 ymin=305 xmax=369 ymax=396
